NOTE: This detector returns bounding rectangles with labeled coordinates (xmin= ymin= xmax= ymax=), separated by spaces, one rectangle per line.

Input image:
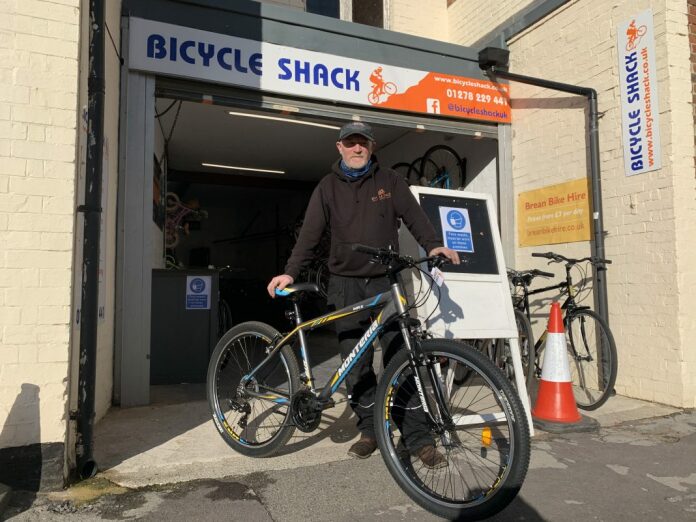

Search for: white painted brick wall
xmin=447 ymin=0 xmax=536 ymax=46
xmin=0 ymin=0 xmax=80 ymax=448
xmin=389 ymin=0 xmax=448 ymax=40
xmin=448 ymin=0 xmax=694 ymax=407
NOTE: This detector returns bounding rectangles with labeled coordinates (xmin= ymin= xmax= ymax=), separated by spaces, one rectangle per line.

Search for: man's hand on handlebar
xmin=428 ymin=246 xmax=460 ymax=265
xmin=267 ymin=274 xmax=294 ymax=298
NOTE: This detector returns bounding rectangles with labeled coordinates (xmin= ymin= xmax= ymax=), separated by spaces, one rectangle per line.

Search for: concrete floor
xmin=93 ymin=333 xmax=680 ymax=489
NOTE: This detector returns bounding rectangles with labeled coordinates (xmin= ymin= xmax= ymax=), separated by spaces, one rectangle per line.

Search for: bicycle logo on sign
xmin=367 ymin=66 xmax=398 ymax=105
xmin=625 ymin=20 xmax=647 ymax=51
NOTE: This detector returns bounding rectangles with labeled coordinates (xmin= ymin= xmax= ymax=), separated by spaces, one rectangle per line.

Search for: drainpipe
xmin=478 ymin=50 xmax=609 ymax=325
xmin=75 ymin=0 xmax=105 ymax=479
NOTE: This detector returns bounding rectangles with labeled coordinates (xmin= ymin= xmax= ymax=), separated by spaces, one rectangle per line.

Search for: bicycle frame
xmin=429 ymin=170 xmax=451 ymax=190
xmin=513 ymin=264 xmax=595 ymax=375
xmin=515 ymin=263 xmax=582 ymax=322
xmin=240 ymin=277 xmax=423 ymax=408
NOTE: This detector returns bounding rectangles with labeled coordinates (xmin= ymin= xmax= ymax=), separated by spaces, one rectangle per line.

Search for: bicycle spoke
xmin=380 ymin=347 xmax=521 ymax=511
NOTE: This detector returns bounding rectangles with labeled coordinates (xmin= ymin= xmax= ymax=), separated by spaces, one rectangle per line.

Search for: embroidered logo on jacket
xmin=371 ymin=188 xmax=392 ymax=202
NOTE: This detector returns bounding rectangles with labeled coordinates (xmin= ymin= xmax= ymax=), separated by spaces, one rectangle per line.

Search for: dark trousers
xmin=327 ymin=274 xmax=432 ymax=451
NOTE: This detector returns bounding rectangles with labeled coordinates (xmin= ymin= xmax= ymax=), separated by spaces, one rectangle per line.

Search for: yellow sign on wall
xmin=517 ymin=178 xmax=591 ymax=247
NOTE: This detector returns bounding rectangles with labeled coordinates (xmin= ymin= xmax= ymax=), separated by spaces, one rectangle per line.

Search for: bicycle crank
xmin=290 ymin=389 xmax=323 ymax=433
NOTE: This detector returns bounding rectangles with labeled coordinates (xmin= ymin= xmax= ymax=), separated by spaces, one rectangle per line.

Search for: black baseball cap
xmin=338 ymin=121 xmax=375 ymax=142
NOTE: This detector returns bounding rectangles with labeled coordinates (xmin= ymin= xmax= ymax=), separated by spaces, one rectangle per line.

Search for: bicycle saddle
xmin=274 ymin=283 xmax=321 ymax=297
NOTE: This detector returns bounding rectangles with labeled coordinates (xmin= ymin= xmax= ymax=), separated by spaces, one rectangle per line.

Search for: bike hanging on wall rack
xmin=207 ymin=244 xmax=530 ymax=520
xmin=391 ymin=158 xmax=423 ymax=187
xmin=391 ymin=145 xmax=466 ymax=190
xmin=164 ymin=192 xmax=208 ymax=249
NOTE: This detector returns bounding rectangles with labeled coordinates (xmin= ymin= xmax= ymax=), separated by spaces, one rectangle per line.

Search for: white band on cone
xmin=540 ymin=332 xmax=571 ymax=382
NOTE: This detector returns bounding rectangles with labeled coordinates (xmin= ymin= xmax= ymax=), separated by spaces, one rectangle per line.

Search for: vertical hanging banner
xmin=617 ymin=10 xmax=661 ymax=176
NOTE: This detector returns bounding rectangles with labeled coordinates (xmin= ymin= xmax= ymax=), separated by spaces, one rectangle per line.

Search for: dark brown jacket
xmin=285 ymin=156 xmax=442 ymax=279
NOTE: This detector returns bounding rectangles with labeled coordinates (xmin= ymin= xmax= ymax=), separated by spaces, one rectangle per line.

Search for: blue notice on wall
xmin=186 ymin=275 xmax=211 ymax=310
xmin=438 ymin=207 xmax=474 ymax=253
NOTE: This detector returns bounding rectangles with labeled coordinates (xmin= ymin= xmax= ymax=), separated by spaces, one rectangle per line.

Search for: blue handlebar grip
xmin=275 ymin=288 xmax=290 ymax=296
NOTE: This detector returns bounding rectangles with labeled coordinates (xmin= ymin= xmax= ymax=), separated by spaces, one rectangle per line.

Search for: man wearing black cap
xmin=267 ymin=121 xmax=459 ymax=468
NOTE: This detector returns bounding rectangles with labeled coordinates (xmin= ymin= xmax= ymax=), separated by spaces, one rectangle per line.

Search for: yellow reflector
xmin=481 ymin=427 xmax=492 ymax=446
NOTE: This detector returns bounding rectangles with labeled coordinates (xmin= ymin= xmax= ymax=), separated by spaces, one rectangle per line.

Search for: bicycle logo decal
xmin=625 ymin=20 xmax=647 ymax=51
xmin=368 ymin=66 xmax=398 ymax=105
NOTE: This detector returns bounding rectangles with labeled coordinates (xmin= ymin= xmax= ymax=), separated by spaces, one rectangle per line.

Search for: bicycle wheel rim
xmin=382 ymin=351 xmax=520 ymax=511
xmin=391 ymin=162 xmax=412 ymax=184
xmin=210 ymin=332 xmax=293 ymax=447
xmin=421 ymin=146 xmax=463 ymax=189
xmin=566 ymin=311 xmax=616 ymax=409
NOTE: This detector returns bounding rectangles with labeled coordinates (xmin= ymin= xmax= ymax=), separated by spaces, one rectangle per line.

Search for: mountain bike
xmin=418 ymin=145 xmax=465 ymax=190
xmin=164 ymin=192 xmax=208 ymax=249
xmin=511 ymin=252 xmax=618 ymax=410
xmin=207 ymin=245 xmax=530 ymax=520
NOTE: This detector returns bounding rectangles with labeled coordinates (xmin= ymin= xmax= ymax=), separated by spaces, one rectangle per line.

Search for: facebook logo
xmin=426 ymin=98 xmax=441 ymax=114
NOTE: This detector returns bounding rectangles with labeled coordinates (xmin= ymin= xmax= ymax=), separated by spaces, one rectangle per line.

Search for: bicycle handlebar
xmin=351 ymin=243 xmax=447 ymax=269
xmin=531 ymin=251 xmax=612 ymax=266
xmin=506 ymin=267 xmax=554 ymax=286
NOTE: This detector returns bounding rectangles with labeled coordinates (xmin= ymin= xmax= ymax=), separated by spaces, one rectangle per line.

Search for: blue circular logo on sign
xmin=190 ymin=277 xmax=206 ymax=293
xmin=446 ymin=210 xmax=466 ymax=230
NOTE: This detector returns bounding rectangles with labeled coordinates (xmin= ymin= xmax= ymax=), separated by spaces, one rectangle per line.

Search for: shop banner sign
xmin=129 ymin=18 xmax=510 ymax=124
xmin=617 ymin=10 xmax=661 ymax=176
xmin=517 ymin=178 xmax=591 ymax=247
xmin=186 ymin=276 xmax=211 ymax=310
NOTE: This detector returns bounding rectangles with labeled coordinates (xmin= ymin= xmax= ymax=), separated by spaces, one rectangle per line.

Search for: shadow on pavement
xmin=0 ymin=384 xmax=41 ymax=519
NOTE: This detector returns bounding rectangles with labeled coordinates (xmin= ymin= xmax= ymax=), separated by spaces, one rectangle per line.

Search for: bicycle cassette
xmin=291 ymin=389 xmax=323 ymax=433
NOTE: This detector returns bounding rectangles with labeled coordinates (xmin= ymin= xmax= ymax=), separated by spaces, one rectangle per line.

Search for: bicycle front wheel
xmin=420 ymin=145 xmax=465 ymax=189
xmin=375 ymin=339 xmax=530 ymax=520
xmin=565 ymin=309 xmax=618 ymax=410
xmin=207 ymin=321 xmax=300 ymax=457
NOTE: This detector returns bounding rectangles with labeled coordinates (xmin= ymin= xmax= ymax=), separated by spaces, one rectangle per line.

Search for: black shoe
xmin=348 ymin=436 xmax=377 ymax=459
xmin=416 ymin=445 xmax=448 ymax=470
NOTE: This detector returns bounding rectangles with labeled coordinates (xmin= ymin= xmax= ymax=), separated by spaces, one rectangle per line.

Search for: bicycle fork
xmin=391 ymin=284 xmax=454 ymax=437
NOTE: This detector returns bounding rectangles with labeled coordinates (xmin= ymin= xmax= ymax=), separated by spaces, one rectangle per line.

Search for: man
xmin=267 ymin=121 xmax=459 ymax=467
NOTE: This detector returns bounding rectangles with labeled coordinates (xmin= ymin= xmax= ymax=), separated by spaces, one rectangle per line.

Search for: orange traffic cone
xmin=532 ymin=302 xmax=598 ymax=433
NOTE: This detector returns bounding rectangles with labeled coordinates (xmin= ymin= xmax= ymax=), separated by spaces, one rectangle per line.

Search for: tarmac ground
xmin=2 ymin=333 xmax=694 ymax=520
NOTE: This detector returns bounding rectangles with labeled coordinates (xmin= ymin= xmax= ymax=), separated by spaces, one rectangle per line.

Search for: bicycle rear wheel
xmin=420 ymin=145 xmax=465 ymax=189
xmin=565 ymin=309 xmax=617 ymax=410
xmin=391 ymin=162 xmax=413 ymax=185
xmin=375 ymin=339 xmax=530 ymax=520
xmin=391 ymin=159 xmax=422 ymax=186
xmin=207 ymin=322 xmax=300 ymax=457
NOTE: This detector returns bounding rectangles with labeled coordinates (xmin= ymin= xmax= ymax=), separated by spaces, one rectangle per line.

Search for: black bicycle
xmin=391 ymin=158 xmax=422 ymax=186
xmin=391 ymin=144 xmax=466 ymax=190
xmin=510 ymin=252 xmax=618 ymax=410
xmin=419 ymin=144 xmax=465 ymax=190
xmin=207 ymin=245 xmax=530 ymax=520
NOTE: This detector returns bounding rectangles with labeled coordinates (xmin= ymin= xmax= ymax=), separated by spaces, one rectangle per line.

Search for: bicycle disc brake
xmin=291 ymin=389 xmax=323 ymax=433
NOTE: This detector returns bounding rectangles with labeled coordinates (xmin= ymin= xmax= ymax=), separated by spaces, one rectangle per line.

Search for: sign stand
xmin=399 ymin=187 xmax=534 ymax=435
